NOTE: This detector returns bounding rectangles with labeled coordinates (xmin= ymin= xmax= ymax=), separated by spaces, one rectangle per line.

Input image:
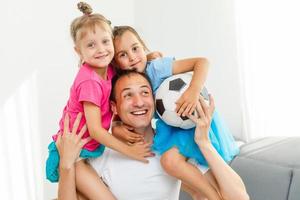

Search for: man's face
xmin=111 ymin=74 xmax=154 ymax=129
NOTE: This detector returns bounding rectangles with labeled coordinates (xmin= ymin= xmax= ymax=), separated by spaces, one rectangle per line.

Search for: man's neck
xmin=134 ymin=125 xmax=154 ymax=143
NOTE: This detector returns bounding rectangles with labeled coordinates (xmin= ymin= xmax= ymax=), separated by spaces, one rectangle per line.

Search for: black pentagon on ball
xmin=169 ymin=78 xmax=186 ymax=91
xmin=156 ymin=99 xmax=165 ymax=116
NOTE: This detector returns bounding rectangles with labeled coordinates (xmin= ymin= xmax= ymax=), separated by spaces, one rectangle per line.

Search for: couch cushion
xmin=289 ymin=169 xmax=300 ymax=200
xmin=231 ymin=156 xmax=292 ymax=200
xmin=230 ymin=137 xmax=300 ymax=200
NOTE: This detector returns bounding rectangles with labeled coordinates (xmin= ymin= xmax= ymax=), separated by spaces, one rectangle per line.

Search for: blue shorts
xmin=46 ymin=141 xmax=105 ymax=183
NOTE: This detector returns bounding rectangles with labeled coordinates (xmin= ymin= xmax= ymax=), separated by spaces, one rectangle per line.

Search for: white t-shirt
xmin=89 ymin=148 xmax=181 ymax=200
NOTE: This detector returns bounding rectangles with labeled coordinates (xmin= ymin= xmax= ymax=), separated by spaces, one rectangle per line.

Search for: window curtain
xmin=235 ymin=0 xmax=300 ymax=140
xmin=0 ymin=72 xmax=43 ymax=199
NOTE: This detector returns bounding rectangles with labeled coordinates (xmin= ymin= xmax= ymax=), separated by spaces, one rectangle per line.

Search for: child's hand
xmin=112 ymin=122 xmax=144 ymax=144
xmin=188 ymin=94 xmax=215 ymax=146
xmin=127 ymin=141 xmax=154 ymax=163
xmin=147 ymin=51 xmax=163 ymax=61
xmin=175 ymin=86 xmax=199 ymax=117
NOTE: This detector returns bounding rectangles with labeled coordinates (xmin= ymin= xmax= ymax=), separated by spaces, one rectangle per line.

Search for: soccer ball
xmin=155 ymin=73 xmax=209 ymax=129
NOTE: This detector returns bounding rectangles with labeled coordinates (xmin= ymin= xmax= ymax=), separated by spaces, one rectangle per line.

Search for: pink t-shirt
xmin=52 ymin=63 xmax=115 ymax=151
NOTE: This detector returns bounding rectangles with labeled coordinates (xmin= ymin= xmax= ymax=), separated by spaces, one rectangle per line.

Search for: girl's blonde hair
xmin=112 ymin=25 xmax=149 ymax=52
xmin=70 ymin=2 xmax=112 ymax=44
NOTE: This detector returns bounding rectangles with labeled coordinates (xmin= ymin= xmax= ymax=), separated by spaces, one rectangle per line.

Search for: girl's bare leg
xmin=181 ymin=170 xmax=222 ymax=200
xmin=161 ymin=148 xmax=221 ymax=200
xmin=181 ymin=182 xmax=208 ymax=200
xmin=76 ymin=191 xmax=87 ymax=200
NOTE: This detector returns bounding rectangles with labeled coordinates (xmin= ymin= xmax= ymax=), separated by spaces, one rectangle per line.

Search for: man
xmin=89 ymin=70 xmax=181 ymax=199
xmin=56 ymin=70 xmax=249 ymax=200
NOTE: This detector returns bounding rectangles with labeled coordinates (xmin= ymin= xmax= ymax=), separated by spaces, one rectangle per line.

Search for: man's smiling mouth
xmin=131 ymin=109 xmax=147 ymax=115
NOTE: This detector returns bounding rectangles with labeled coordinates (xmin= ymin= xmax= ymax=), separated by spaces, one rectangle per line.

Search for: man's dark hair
xmin=110 ymin=69 xmax=154 ymax=102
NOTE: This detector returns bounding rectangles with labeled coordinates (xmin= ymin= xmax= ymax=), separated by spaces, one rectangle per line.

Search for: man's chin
xmin=128 ymin=121 xmax=150 ymax=129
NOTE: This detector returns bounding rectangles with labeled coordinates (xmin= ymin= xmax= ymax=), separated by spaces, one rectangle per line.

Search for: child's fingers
xmin=187 ymin=109 xmax=198 ymax=123
xmin=144 ymin=151 xmax=156 ymax=158
xmin=175 ymin=98 xmax=184 ymax=112
xmin=177 ymin=102 xmax=188 ymax=116
xmin=127 ymin=141 xmax=134 ymax=146
xmin=125 ymin=129 xmax=144 ymax=141
xmin=182 ymin=103 xmax=194 ymax=117
xmin=124 ymin=124 xmax=134 ymax=131
xmin=188 ymin=103 xmax=197 ymax=116
xmin=129 ymin=136 xmax=143 ymax=143
xmin=128 ymin=131 xmax=143 ymax=139
xmin=127 ymin=136 xmax=139 ymax=143
xmin=72 ymin=113 xmax=82 ymax=135
xmin=63 ymin=113 xmax=70 ymax=134
xmin=143 ymin=141 xmax=153 ymax=149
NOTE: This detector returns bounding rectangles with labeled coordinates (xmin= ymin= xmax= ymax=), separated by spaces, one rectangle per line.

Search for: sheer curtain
xmin=0 ymin=72 xmax=43 ymax=200
xmin=235 ymin=0 xmax=300 ymax=140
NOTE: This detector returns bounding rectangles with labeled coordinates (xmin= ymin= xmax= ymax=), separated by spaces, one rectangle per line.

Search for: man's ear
xmin=110 ymin=101 xmax=118 ymax=115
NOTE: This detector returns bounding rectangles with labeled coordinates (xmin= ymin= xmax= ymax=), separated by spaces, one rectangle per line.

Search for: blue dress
xmin=146 ymin=57 xmax=239 ymax=166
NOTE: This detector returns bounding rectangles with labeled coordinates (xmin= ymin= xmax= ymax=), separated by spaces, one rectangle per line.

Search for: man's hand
xmin=188 ymin=94 xmax=215 ymax=146
xmin=56 ymin=113 xmax=91 ymax=169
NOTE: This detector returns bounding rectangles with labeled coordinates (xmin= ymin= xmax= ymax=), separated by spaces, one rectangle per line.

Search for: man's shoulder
xmin=89 ymin=148 xmax=181 ymax=200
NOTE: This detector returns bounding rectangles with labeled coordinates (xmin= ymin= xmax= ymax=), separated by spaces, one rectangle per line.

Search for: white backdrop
xmin=0 ymin=0 xmax=242 ymax=199
xmin=235 ymin=0 xmax=300 ymax=140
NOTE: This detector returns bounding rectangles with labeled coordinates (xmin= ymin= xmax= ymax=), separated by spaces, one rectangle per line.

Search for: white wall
xmin=0 ymin=0 xmax=134 ymax=199
xmin=133 ymin=0 xmax=243 ymax=139
xmin=39 ymin=2 xmax=135 ymax=199
xmin=0 ymin=0 xmax=242 ymax=199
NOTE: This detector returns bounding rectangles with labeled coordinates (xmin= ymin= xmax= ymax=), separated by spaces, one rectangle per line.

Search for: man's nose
xmin=133 ymin=95 xmax=144 ymax=107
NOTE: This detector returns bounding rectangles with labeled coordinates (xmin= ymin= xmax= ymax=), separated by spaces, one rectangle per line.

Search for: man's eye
xmin=124 ymin=93 xmax=132 ymax=98
xmin=119 ymin=53 xmax=127 ymax=58
xmin=142 ymin=91 xmax=149 ymax=96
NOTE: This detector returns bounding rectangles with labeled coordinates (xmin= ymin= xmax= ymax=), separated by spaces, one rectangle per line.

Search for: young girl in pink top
xmin=46 ymin=3 xmax=152 ymax=199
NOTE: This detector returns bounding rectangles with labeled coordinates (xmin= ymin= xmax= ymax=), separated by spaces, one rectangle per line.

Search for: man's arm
xmin=199 ymin=142 xmax=249 ymax=200
xmin=56 ymin=113 xmax=91 ymax=200
xmin=189 ymin=96 xmax=249 ymax=200
xmin=58 ymin=165 xmax=77 ymax=200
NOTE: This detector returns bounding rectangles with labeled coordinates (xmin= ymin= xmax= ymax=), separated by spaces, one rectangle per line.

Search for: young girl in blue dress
xmin=111 ymin=25 xmax=239 ymax=199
